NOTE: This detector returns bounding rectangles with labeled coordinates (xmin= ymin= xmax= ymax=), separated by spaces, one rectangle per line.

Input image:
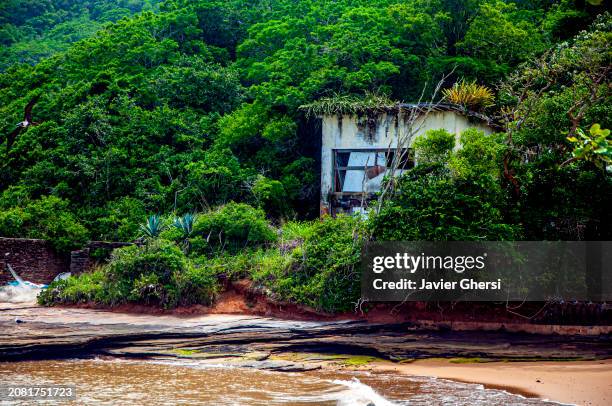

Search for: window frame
xmin=331 ymin=148 xmax=413 ymax=195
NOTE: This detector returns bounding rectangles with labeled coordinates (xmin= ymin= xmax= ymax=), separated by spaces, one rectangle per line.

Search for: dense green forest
xmin=0 ymin=0 xmax=162 ymax=70
xmin=0 ymin=1 xmax=610 ymax=310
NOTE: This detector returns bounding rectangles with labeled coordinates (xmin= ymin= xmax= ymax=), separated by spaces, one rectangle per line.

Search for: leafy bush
xmin=251 ymin=175 xmax=288 ymax=217
xmin=0 ymin=208 xmax=25 ymax=234
xmin=199 ymin=248 xmax=292 ymax=282
xmin=371 ymin=164 xmax=520 ymax=241
xmin=89 ymin=197 xmax=146 ymax=241
xmin=281 ymin=157 xmax=317 ymax=201
xmin=192 ymin=202 xmax=277 ymax=253
xmin=373 ymin=126 xmax=519 ymax=241
xmin=40 ymin=239 xmax=218 ymax=308
xmin=0 ymin=196 xmax=88 ymax=252
xmin=183 ymin=147 xmax=249 ymax=208
xmin=280 ymin=221 xmax=315 ymax=242
xmin=255 ymin=215 xmax=365 ymax=313
xmin=174 ymin=265 xmax=218 ymax=306
xmin=39 ymin=268 xmax=106 ymax=305
xmin=413 ymin=128 xmax=455 ymax=165
xmin=106 ymin=239 xmax=186 ymax=283
xmin=449 ymin=128 xmax=506 ymax=180
xmin=566 ymin=124 xmax=611 ymax=170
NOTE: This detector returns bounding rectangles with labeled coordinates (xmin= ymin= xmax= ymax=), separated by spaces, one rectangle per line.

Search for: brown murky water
xmin=0 ymin=358 xmax=559 ymax=405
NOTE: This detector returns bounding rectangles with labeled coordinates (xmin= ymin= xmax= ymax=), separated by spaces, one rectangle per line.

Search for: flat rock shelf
xmin=1 ymin=306 xmax=611 ymax=371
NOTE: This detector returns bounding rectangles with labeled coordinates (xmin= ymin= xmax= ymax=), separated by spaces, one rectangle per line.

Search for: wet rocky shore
xmin=1 ymin=306 xmax=611 ymax=371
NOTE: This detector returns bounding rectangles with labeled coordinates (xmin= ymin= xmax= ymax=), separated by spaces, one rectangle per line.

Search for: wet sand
xmin=371 ymin=359 xmax=612 ymax=406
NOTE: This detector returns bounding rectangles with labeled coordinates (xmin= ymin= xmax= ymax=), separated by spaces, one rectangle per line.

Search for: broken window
xmin=333 ymin=149 xmax=414 ymax=194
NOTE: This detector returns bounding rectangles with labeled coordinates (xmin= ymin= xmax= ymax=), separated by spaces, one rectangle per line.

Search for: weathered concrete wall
xmin=320 ymin=110 xmax=493 ymax=211
xmin=0 ymin=237 xmax=69 ymax=285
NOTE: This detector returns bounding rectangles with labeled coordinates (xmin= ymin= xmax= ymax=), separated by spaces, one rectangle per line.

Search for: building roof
xmin=316 ymin=101 xmax=499 ymax=129
xmin=399 ymin=102 xmax=498 ymax=128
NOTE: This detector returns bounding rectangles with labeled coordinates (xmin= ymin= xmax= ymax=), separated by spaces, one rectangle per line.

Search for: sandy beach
xmin=371 ymin=359 xmax=612 ymax=406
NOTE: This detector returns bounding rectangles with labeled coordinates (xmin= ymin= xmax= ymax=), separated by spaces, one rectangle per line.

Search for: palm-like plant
xmin=139 ymin=215 xmax=166 ymax=239
xmin=443 ymin=80 xmax=494 ymax=111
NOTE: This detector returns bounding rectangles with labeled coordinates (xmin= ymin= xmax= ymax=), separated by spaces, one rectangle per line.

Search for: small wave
xmin=0 ymin=281 xmax=44 ymax=303
xmin=332 ymin=377 xmax=400 ymax=406
xmin=0 ymin=264 xmax=46 ymax=303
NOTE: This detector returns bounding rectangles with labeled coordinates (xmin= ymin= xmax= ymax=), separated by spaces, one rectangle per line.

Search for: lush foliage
xmin=499 ymin=14 xmax=612 ymax=239
xmin=190 ymin=202 xmax=277 ymax=253
xmin=566 ymin=124 xmax=611 ymax=169
xmin=372 ymin=129 xmax=520 ymax=241
xmin=0 ymin=1 xmax=163 ymax=70
xmin=39 ymin=239 xmax=218 ymax=307
xmin=251 ymin=215 xmax=365 ymax=312
xmin=40 ymin=208 xmax=364 ymax=312
xmin=412 ymin=128 xmax=455 ymax=164
xmin=3 ymin=1 xmax=610 ymax=312
xmin=0 ymin=195 xmax=88 ymax=251
xmin=2 ymin=0 xmax=606 ymax=243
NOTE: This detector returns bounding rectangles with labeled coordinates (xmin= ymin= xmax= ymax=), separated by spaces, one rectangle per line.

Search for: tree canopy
xmin=0 ymin=0 xmax=609 ymax=243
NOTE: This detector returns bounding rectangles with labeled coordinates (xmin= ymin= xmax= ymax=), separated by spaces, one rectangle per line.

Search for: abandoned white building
xmin=319 ymin=104 xmax=495 ymax=216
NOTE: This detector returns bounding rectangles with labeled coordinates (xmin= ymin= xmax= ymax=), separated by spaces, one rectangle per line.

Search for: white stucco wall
xmin=320 ymin=110 xmax=492 ymax=210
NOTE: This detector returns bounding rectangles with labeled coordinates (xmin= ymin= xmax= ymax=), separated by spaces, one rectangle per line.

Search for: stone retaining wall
xmin=0 ymin=238 xmax=134 ymax=285
xmin=0 ymin=237 xmax=69 ymax=284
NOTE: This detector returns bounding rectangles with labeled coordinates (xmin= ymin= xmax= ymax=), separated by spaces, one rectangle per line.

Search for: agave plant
xmin=443 ymin=80 xmax=494 ymax=111
xmin=172 ymin=213 xmax=198 ymax=253
xmin=172 ymin=213 xmax=197 ymax=239
xmin=139 ymin=215 xmax=166 ymax=239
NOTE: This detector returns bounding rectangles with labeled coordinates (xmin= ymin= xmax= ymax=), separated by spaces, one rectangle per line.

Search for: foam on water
xmin=332 ymin=377 xmax=400 ymax=406
xmin=0 ymin=281 xmax=44 ymax=303
xmin=0 ymin=264 xmax=46 ymax=303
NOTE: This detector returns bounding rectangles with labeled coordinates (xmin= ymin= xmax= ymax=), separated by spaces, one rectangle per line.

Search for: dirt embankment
xmin=59 ymin=279 xmax=612 ymax=336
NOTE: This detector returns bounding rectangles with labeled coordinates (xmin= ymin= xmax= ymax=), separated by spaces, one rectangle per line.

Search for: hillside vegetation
xmin=0 ymin=1 xmax=610 ymax=311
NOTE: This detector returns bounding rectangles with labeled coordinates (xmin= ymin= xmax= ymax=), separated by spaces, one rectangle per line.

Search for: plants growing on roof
xmin=442 ymin=80 xmax=494 ymax=111
xmin=300 ymin=92 xmax=397 ymax=117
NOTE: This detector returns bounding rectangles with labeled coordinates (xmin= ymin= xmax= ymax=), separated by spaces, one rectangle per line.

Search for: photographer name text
xmin=372 ymin=278 xmax=502 ymax=290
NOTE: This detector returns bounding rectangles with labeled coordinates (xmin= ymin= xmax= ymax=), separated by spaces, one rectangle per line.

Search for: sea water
xmin=0 ymin=358 xmax=561 ymax=405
